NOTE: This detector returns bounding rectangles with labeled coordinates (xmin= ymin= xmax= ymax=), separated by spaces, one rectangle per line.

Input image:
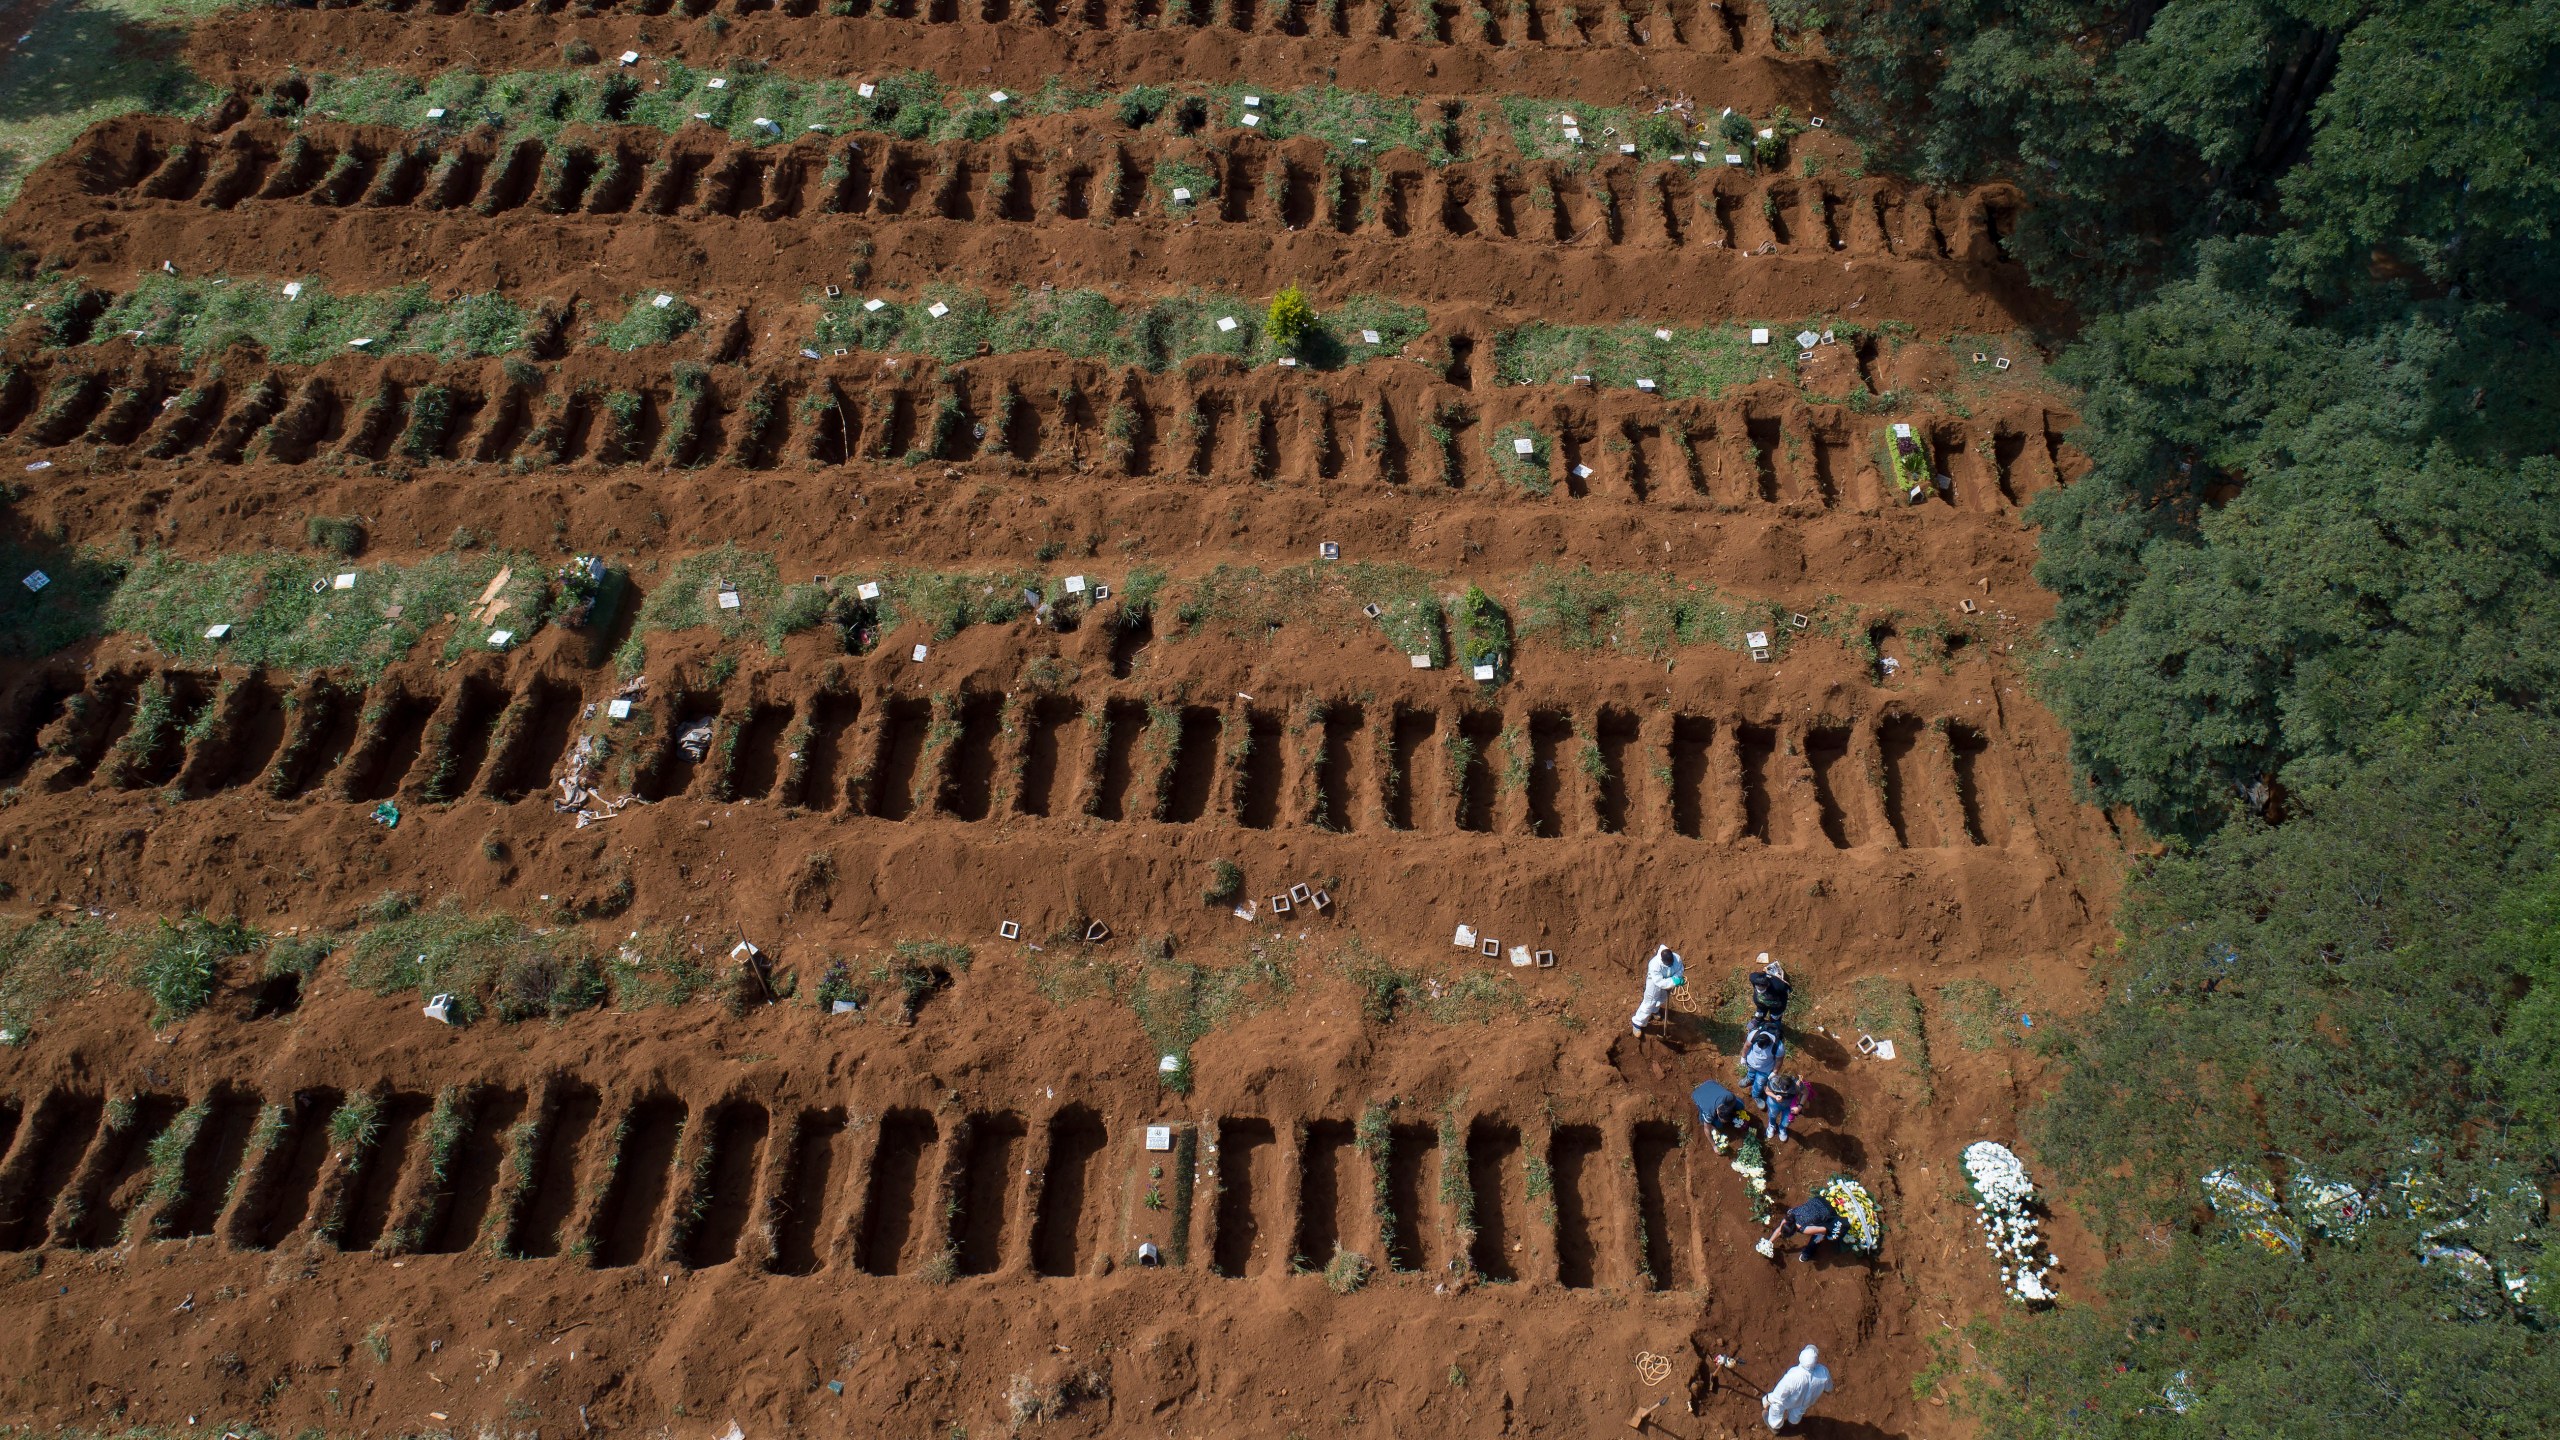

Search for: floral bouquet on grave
xmin=1816 ymin=1174 xmax=1882 ymax=1254
xmin=1731 ymin=1129 xmax=1772 ymax=1222
xmin=1962 ymin=1141 xmax=2056 ymax=1304
xmin=2201 ymin=1166 xmax=2304 ymax=1257
xmin=2280 ymin=1162 xmax=2374 ymax=1242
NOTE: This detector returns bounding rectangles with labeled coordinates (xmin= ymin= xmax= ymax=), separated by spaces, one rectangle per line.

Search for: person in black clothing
xmin=1766 ymin=1194 xmax=1844 ymax=1264
xmin=1749 ymin=966 xmax=1793 ymax=1025
xmin=1690 ymin=1079 xmax=1754 ymax=1136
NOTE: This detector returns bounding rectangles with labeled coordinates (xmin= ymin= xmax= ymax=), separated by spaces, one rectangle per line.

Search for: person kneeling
xmin=1690 ymin=1078 xmax=1754 ymax=1138
xmin=1765 ymin=1194 xmax=1843 ymax=1264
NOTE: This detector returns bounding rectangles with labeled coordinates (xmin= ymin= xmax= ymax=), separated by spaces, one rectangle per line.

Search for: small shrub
xmin=305 ymin=514 xmax=366 ymax=557
xmin=330 ymin=1092 xmax=384 ymax=1151
xmin=1458 ymin=585 xmax=1512 ymax=674
xmin=1322 ymin=1246 xmax=1373 ymax=1294
xmin=263 ymin=934 xmax=332 ymax=980
xmin=134 ymin=915 xmax=259 ymax=1022
xmin=1266 ymin=283 xmax=1316 ymax=354
xmin=1203 ymin=858 xmax=1243 ymax=904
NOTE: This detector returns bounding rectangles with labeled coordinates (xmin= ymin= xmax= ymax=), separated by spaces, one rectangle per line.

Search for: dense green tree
xmin=2035 ymin=716 xmax=2560 ymax=1209
xmin=2027 ymin=264 xmax=2560 ymax=836
xmin=1782 ymin=5 xmax=2560 ymax=1432
xmin=1972 ymin=1241 xmax=2560 ymax=1439
xmin=1773 ymin=0 xmax=2560 ymax=305
xmin=1987 ymin=717 xmax=2560 ymax=1434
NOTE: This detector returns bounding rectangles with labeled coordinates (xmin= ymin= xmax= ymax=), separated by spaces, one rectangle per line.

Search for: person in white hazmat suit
xmin=1762 ymin=1345 xmax=1832 ymax=1431
xmin=1629 ymin=944 xmax=1684 ymax=1036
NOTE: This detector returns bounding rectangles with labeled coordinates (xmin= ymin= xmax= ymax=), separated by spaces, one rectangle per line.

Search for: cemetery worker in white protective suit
xmin=1762 ymin=1345 xmax=1832 ymax=1431
xmin=1630 ymin=945 xmax=1685 ymax=1036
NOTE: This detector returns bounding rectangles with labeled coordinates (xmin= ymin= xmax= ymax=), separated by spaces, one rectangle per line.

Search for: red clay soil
xmin=0 ymin=328 xmax=2073 ymax=567
xmin=0 ymin=8 xmax=2125 ymax=1437
xmin=18 ymin=110 xmax=2051 ymax=330
xmin=0 ymin=594 xmax=2118 ymax=1438
xmin=187 ymin=3 xmax=1833 ymax=112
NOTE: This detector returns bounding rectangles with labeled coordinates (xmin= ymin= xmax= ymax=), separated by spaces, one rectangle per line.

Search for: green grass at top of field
xmin=812 ymin=285 xmax=1428 ymax=372
xmin=0 ymin=0 xmax=239 ymax=215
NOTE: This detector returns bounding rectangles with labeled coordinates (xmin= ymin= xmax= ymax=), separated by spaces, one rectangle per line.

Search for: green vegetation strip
xmin=280 ymin=66 xmax=1787 ymax=168
xmin=7 ymin=533 xmax=1947 ymax=678
xmin=4 ymin=899 xmax=1546 ymax=1045
xmin=80 ymin=548 xmax=551 ymax=676
xmin=1493 ymin=320 xmax=1810 ymax=397
xmin=8 ymin=273 xmax=2010 ymax=408
xmin=88 ymin=275 xmax=534 ymax=366
xmin=813 ymin=286 xmax=1427 ymax=372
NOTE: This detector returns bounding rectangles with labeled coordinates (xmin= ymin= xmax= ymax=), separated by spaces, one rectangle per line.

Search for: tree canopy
xmin=1778 ymin=3 xmax=2560 ymax=1432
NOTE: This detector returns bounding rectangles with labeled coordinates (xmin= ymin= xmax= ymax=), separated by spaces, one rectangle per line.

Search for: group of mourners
xmin=1630 ymin=945 xmax=1842 ymax=1431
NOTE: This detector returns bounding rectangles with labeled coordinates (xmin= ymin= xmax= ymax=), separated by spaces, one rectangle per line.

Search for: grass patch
xmin=101 ymin=547 xmax=550 ymax=677
xmin=1514 ymin=564 xmax=1779 ymax=660
xmin=1488 ymin=421 xmax=1553 ymax=495
xmin=1491 ymin=320 xmax=1799 ymax=398
xmin=633 ymin=543 xmax=780 ymax=638
xmin=605 ymin=930 xmax=717 ymax=1010
xmin=874 ymin=566 xmax=1050 ymax=641
xmin=1492 ymin=95 xmax=1738 ymax=167
xmin=594 ymin=292 xmax=701 ymax=352
xmin=812 ymin=284 xmax=1426 ymax=372
xmin=261 ymin=70 xmax=1627 ymax=170
xmin=1934 ymin=978 xmax=2012 ymax=1051
xmin=1525 ymin=1149 xmax=1556 ymax=1226
xmin=0 ymin=543 xmax=127 ymax=658
xmin=842 ymin=938 xmax=975 ymax=1023
xmin=1455 ymin=584 xmax=1511 ymax=675
xmin=0 ymin=917 xmax=210 ymax=1039
xmin=94 ymin=276 xmax=532 ymax=366
xmin=1341 ymin=939 xmax=1527 ymax=1025
xmin=1437 ymin=1095 xmax=1476 ymax=1273
xmin=1321 ymin=1246 xmax=1373 ymax=1294
xmin=1203 ymin=858 xmax=1243 ymax=904
xmin=1849 ymin=975 xmax=1934 ymax=1102
xmin=344 ymin=903 xmax=603 ymax=1024
xmin=1356 ymin=1102 xmax=1399 ymax=1266
xmin=1028 ymin=933 xmax=1295 ymax=1085
xmin=141 ymin=1096 xmax=210 ymax=1217
xmin=1199 ymin=82 xmax=1444 ymax=160
xmin=132 ymin=914 xmax=258 ymax=1022
xmin=387 ymin=1087 xmax=470 ymax=1250
xmin=1168 ymin=560 xmax=1445 ymax=653
xmin=292 ymin=64 xmax=1029 ymax=151
xmin=305 ymin=515 xmax=366 ymax=557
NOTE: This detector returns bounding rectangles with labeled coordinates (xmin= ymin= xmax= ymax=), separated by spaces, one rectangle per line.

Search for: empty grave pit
xmin=0 ymin=1083 xmax=1731 ymax=1296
